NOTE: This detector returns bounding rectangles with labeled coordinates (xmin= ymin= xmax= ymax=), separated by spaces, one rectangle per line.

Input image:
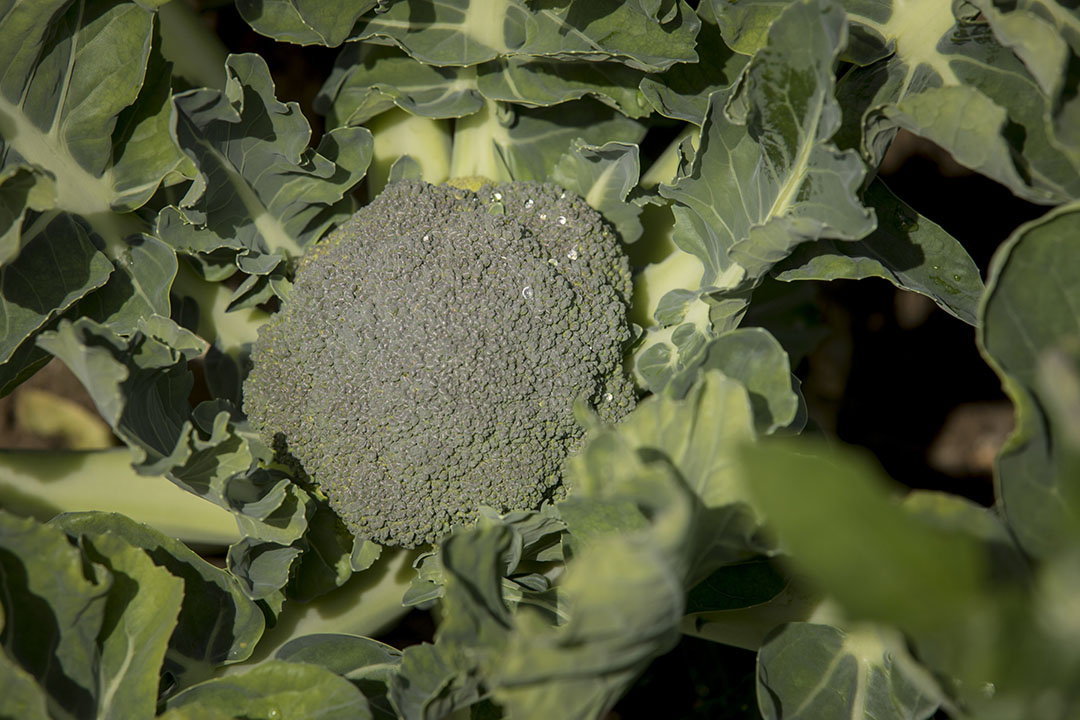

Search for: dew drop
xmin=604 ymin=392 xmax=613 ymax=402
xmin=557 ymin=215 xmax=567 ymax=225
xmin=521 ymin=286 xmax=533 ymax=300
xmin=493 ymin=191 xmax=503 ymax=201
xmin=953 ymin=273 xmax=961 ymax=282
xmin=567 ymin=247 xmax=579 ymax=261
xmin=524 ymin=198 xmax=534 ymax=209
xmin=539 ymin=213 xmax=547 ymax=221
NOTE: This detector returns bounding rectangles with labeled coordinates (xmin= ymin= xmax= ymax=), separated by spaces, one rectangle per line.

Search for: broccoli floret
xmin=243 ymin=181 xmax=636 ymax=548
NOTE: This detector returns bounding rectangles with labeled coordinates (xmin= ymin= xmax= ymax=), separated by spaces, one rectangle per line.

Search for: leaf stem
xmin=0 ymin=447 xmax=240 ymax=547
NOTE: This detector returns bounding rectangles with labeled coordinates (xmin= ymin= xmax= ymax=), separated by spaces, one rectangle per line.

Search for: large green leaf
xmin=741 ymin=439 xmax=985 ymax=632
xmin=55 ymin=513 xmax=265 ymax=687
xmin=667 ymin=327 xmax=802 ymax=434
xmin=347 ymin=0 xmax=701 ymax=71
xmin=639 ymin=4 xmax=748 ymax=125
xmin=276 ymin=634 xmax=401 ymax=720
xmin=58 ymin=529 xmax=183 ymax=719
xmin=0 ymin=215 xmax=113 ymax=365
xmin=0 ymin=512 xmax=109 ymax=719
xmin=448 ymin=99 xmax=645 ymax=183
xmin=641 ymin=0 xmax=873 ymax=390
xmin=36 ymin=316 xmax=203 ymax=474
xmin=565 ymin=370 xmax=765 ymax=584
xmin=838 ymin=0 xmax=1080 ymax=204
xmin=156 ymin=53 xmax=371 ymax=291
xmin=236 ymin=0 xmax=384 ymax=46
xmin=164 ymin=660 xmax=372 ymax=720
xmin=0 ymin=165 xmax=54 ymax=265
xmin=757 ymin=623 xmax=941 ymax=720
xmin=0 ymin=0 xmax=185 ymax=223
xmin=0 ymin=648 xmax=49 ymax=720
xmin=978 ymin=200 xmax=1080 ymax=558
xmin=317 ymin=45 xmax=648 ymax=126
xmin=774 ymin=178 xmax=984 ymax=325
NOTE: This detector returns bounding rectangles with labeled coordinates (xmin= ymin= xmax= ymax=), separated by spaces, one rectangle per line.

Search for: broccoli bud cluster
xmin=243 ymin=181 xmax=636 ymax=547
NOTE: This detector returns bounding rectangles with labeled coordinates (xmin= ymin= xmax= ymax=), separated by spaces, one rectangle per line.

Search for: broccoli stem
xmin=448 ymin=98 xmax=512 ymax=183
xmin=366 ymin=109 xmax=452 ymax=199
xmin=639 ymin=124 xmax=696 ymax=190
xmin=170 ymin=261 xmax=270 ymax=358
xmin=157 ymin=0 xmax=229 ymax=90
xmin=0 ymin=447 xmax=240 ymax=547
xmin=627 ymin=126 xmax=704 ymax=328
xmin=221 ymin=547 xmax=420 ymax=670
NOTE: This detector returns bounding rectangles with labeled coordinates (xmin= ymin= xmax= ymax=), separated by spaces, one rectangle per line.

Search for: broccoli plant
xmin=0 ymin=0 xmax=1078 ymax=719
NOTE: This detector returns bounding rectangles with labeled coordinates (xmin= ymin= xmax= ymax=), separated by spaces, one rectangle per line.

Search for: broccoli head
xmin=243 ymin=180 xmax=636 ymax=547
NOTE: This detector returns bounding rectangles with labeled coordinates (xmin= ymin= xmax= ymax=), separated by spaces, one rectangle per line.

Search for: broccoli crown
xmin=243 ymin=180 xmax=636 ymax=547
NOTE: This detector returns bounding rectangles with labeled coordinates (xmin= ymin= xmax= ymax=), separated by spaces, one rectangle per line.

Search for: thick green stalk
xmin=367 ymin=109 xmax=452 ymax=199
xmin=0 ymin=447 xmax=240 ymax=547
xmin=448 ymin=99 xmax=512 ymax=183
xmin=158 ymin=0 xmax=229 ymax=90
xmin=170 ymin=262 xmax=270 ymax=358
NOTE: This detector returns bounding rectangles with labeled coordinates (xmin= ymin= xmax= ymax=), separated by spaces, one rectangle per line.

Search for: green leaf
xmin=571 ymin=371 xmax=757 ymax=522
xmin=61 ymin=529 xmax=183 ymax=719
xmin=707 ymin=0 xmax=793 ymax=55
xmin=0 ymin=0 xmax=184 ymax=225
xmin=318 ymin=46 xmax=486 ymax=125
xmin=774 ymin=178 xmax=984 ymax=326
xmin=0 ymin=215 xmax=113 ymax=365
xmin=277 ymin=634 xmax=401 ymax=720
xmin=318 ymin=44 xmax=649 ymax=125
xmin=349 ymin=0 xmax=700 ymax=72
xmin=0 ymin=511 xmax=109 ymax=719
xmin=165 ymin=660 xmax=372 ymax=720
xmin=491 ymin=530 xmax=685 ymax=719
xmin=552 ymin=140 xmax=643 ymax=243
xmin=684 ymin=557 xmax=786 ymax=614
xmin=54 ymin=512 xmax=265 ymax=686
xmin=757 ymin=623 xmax=941 ymax=720
xmin=647 ymin=0 xmax=874 ymax=387
xmin=0 ymin=165 xmax=55 ymax=265
xmin=665 ymin=0 xmax=873 ymax=287
xmin=390 ymin=525 xmax=512 ymax=720
xmin=741 ymin=438 xmax=985 ymax=632
xmin=478 ymin=59 xmax=650 ymax=117
xmin=840 ymin=0 xmax=1080 ymax=204
xmin=668 ymin=327 xmax=801 ymax=434
xmin=0 ymin=648 xmax=50 ymax=720
xmin=236 ymin=0 xmax=382 ymax=46
xmin=639 ymin=6 xmax=748 ymax=125
xmin=35 ymin=317 xmax=202 ymax=474
xmin=157 ymin=53 xmax=371 ymax=272
xmin=448 ymin=99 xmax=645 ymax=183
xmin=978 ymin=200 xmax=1080 ymax=558
xmin=74 ymin=233 xmax=179 ymax=332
